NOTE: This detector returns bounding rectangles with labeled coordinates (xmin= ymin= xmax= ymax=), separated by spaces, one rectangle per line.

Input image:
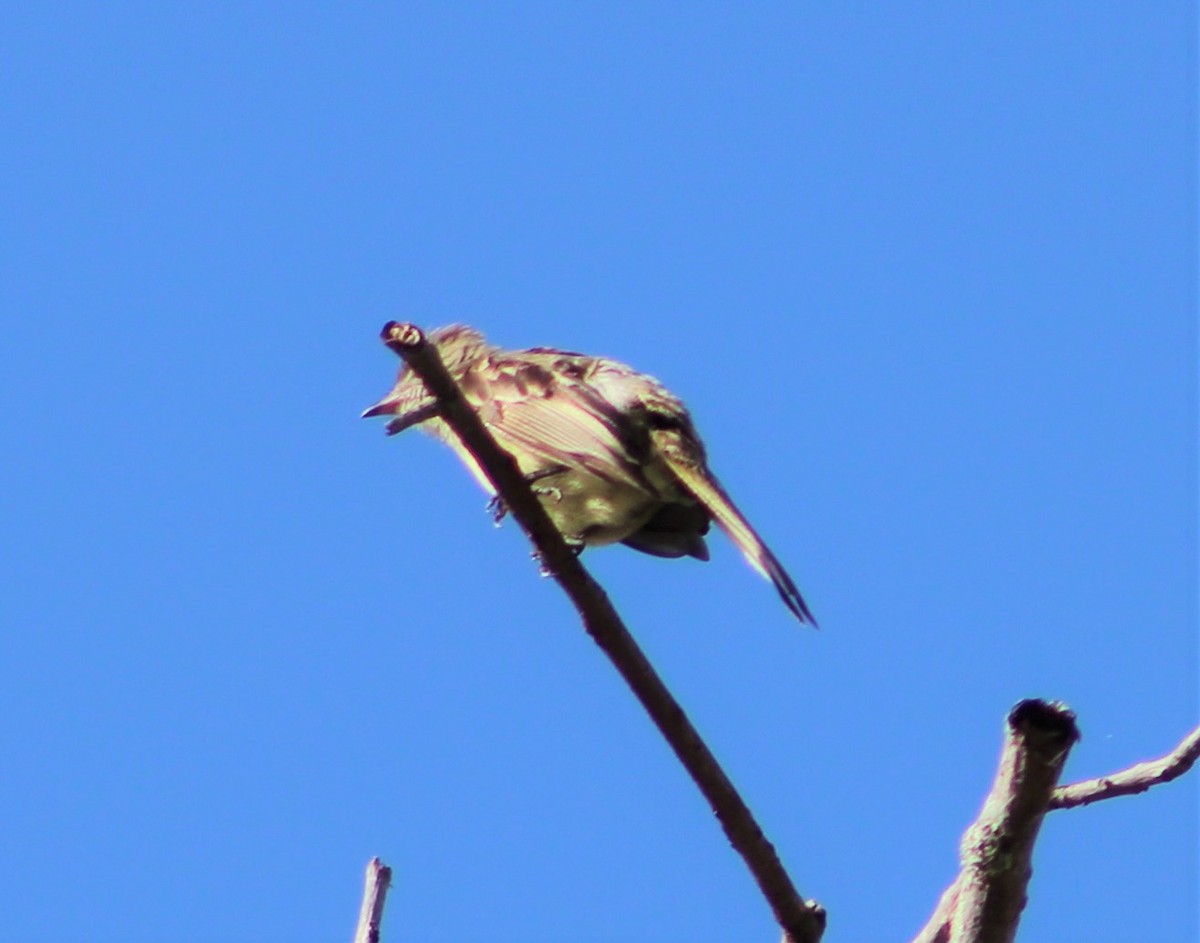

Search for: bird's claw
xmin=526 ymin=465 xmax=567 ymax=504
xmin=531 ymin=539 xmax=584 ymax=577
xmin=487 ymin=495 xmax=508 ymax=526
xmin=531 ymin=484 xmax=563 ymax=503
xmin=488 ymin=467 xmax=566 ymax=526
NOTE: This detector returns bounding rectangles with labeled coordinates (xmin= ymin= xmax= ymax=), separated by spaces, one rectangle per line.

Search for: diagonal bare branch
xmin=378 ymin=321 xmax=824 ymax=943
xmin=1049 ymin=722 xmax=1200 ymax=811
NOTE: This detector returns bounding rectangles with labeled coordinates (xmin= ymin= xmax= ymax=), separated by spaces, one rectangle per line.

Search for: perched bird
xmin=363 ymin=325 xmax=815 ymax=625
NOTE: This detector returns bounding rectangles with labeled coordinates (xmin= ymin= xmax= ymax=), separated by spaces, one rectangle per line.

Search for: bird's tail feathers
xmin=672 ymin=464 xmax=817 ymax=626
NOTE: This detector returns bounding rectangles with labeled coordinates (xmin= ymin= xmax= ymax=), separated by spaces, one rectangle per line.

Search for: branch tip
xmin=353 ymin=857 xmax=394 ymax=943
xmin=1008 ymin=699 xmax=1080 ymax=749
xmin=380 ymin=320 xmax=425 ymax=351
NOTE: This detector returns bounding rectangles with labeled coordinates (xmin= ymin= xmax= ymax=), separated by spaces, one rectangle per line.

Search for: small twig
xmin=911 ymin=700 xmax=1080 ymax=943
xmin=379 ymin=322 xmax=825 ymax=943
xmin=1049 ymin=722 xmax=1200 ymax=810
xmin=352 ymin=857 xmax=393 ymax=943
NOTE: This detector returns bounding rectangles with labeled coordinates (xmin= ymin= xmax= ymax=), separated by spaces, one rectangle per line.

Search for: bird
xmin=363 ymin=325 xmax=816 ymax=625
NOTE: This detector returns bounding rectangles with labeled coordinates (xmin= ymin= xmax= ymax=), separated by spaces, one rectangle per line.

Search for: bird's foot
xmin=531 ymin=484 xmax=563 ymax=503
xmin=487 ymin=495 xmax=508 ymax=526
xmin=531 ymin=539 xmax=585 ymax=577
xmin=526 ymin=465 xmax=567 ymax=504
xmin=488 ymin=466 xmax=568 ymax=525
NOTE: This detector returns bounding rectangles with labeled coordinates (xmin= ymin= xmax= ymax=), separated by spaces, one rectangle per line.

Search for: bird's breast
xmin=532 ymin=470 xmax=662 ymax=547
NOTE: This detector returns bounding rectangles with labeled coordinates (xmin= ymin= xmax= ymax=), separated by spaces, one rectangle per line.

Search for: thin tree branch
xmin=378 ymin=322 xmax=825 ymax=943
xmin=353 ymin=857 xmax=393 ymax=943
xmin=1049 ymin=722 xmax=1200 ymax=810
xmin=911 ymin=700 xmax=1080 ymax=943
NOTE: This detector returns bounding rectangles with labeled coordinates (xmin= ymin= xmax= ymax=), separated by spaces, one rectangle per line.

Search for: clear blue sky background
xmin=2 ymin=4 xmax=1195 ymax=942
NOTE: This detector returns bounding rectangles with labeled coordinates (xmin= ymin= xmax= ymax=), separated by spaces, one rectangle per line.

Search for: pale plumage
xmin=363 ymin=325 xmax=815 ymax=624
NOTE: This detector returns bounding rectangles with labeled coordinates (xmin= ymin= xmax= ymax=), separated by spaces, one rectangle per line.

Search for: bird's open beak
xmin=361 ymin=398 xmax=400 ymax=419
xmin=361 ymin=396 xmax=439 ymax=436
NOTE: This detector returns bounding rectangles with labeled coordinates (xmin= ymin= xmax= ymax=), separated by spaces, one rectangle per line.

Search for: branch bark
xmin=911 ymin=700 xmax=1080 ymax=943
xmin=378 ymin=322 xmax=824 ymax=943
xmin=1049 ymin=722 xmax=1200 ymax=810
xmin=353 ymin=857 xmax=393 ymax=943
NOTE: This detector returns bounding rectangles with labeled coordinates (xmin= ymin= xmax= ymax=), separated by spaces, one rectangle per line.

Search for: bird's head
xmin=361 ymin=324 xmax=496 ymax=435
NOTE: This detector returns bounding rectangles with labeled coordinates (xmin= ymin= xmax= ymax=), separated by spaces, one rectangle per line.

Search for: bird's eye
xmin=646 ymin=410 xmax=682 ymax=430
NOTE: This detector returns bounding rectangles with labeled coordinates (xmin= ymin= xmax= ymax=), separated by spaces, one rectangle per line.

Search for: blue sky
xmin=1 ymin=4 xmax=1195 ymax=942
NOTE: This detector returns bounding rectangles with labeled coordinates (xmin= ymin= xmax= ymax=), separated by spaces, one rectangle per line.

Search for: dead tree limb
xmin=911 ymin=700 xmax=1080 ymax=943
xmin=1049 ymin=722 xmax=1200 ymax=810
xmin=352 ymin=857 xmax=393 ymax=943
xmin=378 ymin=321 xmax=824 ymax=943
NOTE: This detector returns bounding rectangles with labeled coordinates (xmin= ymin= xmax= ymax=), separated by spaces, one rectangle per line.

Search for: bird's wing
xmin=650 ymin=424 xmax=817 ymax=626
xmin=464 ymin=354 xmax=651 ymax=490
